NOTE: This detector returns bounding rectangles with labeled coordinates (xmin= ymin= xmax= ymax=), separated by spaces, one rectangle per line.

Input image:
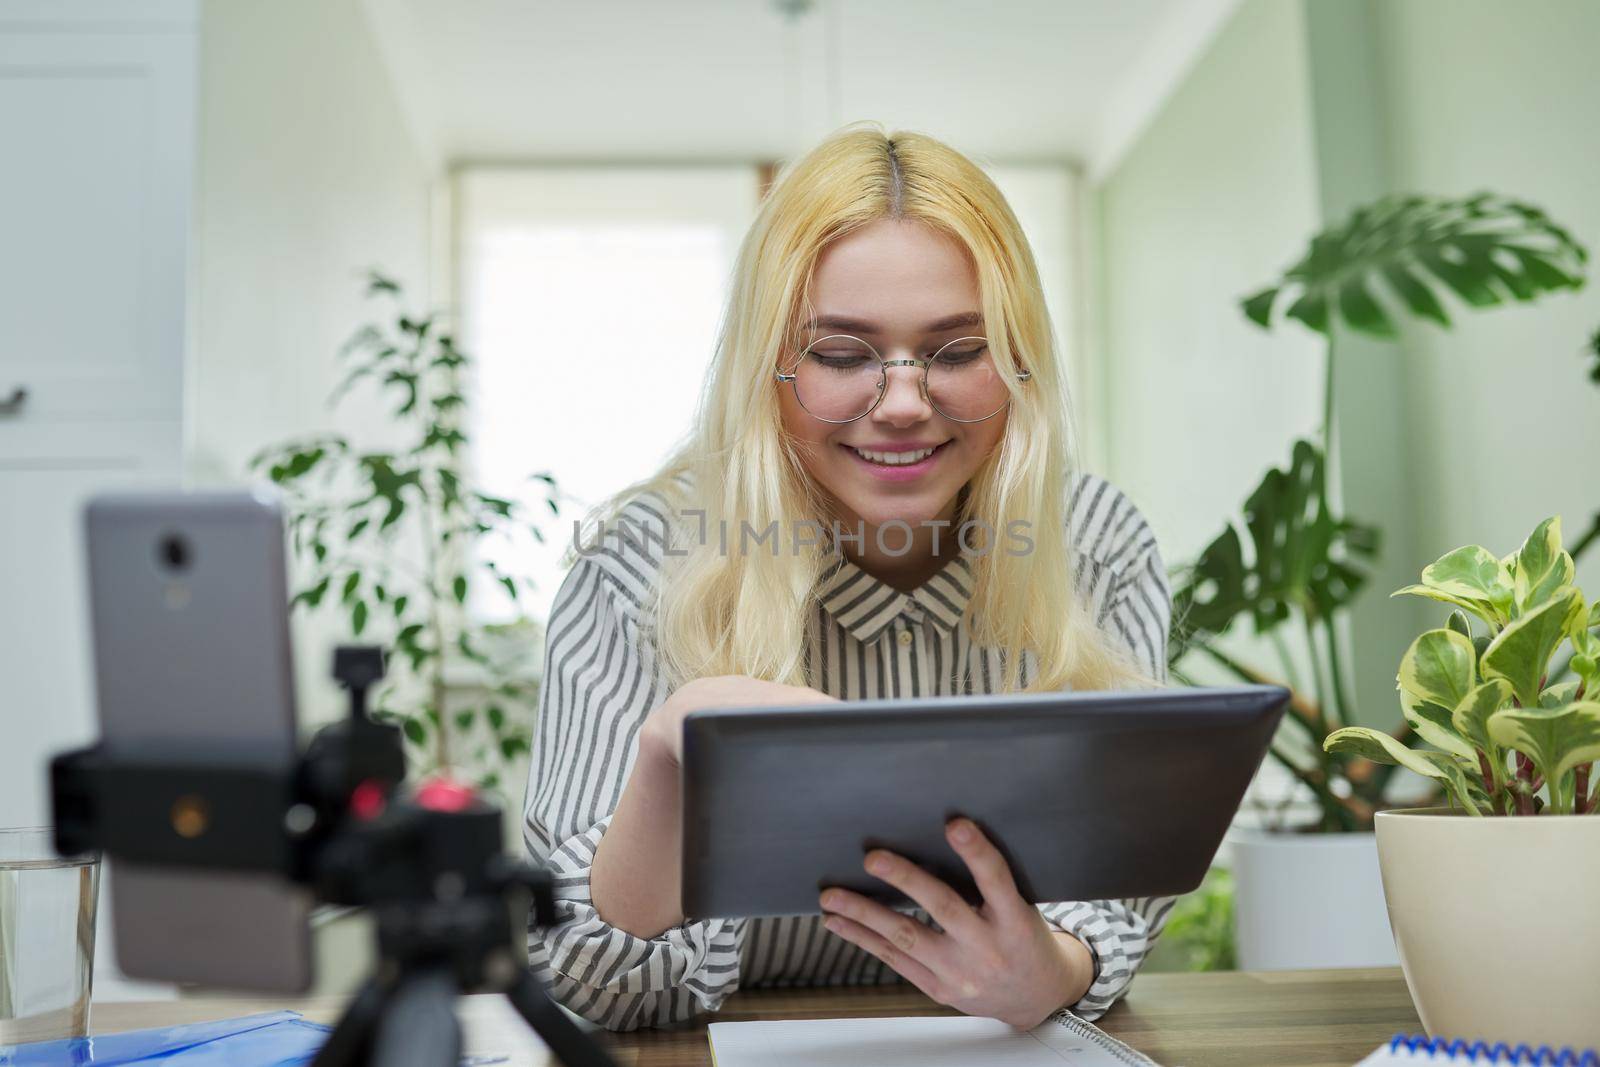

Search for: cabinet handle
xmin=0 ymin=387 xmax=26 ymax=415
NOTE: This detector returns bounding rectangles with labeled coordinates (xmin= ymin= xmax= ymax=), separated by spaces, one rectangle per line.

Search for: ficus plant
xmin=1325 ymin=518 xmax=1600 ymax=816
xmin=1170 ymin=191 xmax=1592 ymax=831
xmin=249 ymin=271 xmax=560 ymax=792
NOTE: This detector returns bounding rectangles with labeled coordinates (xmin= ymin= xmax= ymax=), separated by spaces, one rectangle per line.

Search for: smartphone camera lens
xmin=158 ymin=533 xmax=192 ymax=572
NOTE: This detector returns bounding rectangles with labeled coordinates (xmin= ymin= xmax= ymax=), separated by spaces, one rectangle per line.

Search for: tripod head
xmin=51 ymin=644 xmax=616 ymax=1067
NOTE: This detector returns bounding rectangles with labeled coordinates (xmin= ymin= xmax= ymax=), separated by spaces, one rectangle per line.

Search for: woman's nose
xmin=872 ymin=362 xmax=933 ymax=426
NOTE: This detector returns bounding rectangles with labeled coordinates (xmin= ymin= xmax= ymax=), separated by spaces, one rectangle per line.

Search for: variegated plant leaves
xmin=1481 ymin=588 xmax=1583 ymax=708
xmin=1512 ymin=517 xmax=1575 ymax=615
xmin=1396 ymin=630 xmax=1479 ymax=760
xmin=1451 ymin=679 xmax=1514 ymax=755
xmin=1368 ymin=515 xmax=1600 ymax=815
xmin=1487 ymin=702 xmax=1600 ymax=787
xmin=1540 ymin=680 xmax=1582 ymax=708
xmin=1393 ymin=544 xmax=1513 ymax=625
xmin=1324 ymin=727 xmax=1482 ymax=815
xmin=1571 ymin=628 xmax=1600 ymax=695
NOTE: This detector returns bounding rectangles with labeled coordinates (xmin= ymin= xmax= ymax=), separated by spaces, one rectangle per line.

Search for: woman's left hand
xmin=817 ymin=817 xmax=1095 ymax=1030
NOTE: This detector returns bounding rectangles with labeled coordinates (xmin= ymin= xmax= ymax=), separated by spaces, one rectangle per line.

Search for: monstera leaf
xmin=1242 ymin=193 xmax=1587 ymax=339
xmin=1171 ymin=439 xmax=1378 ymax=647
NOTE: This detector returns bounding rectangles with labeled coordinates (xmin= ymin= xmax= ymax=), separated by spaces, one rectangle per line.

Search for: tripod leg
xmin=503 ymin=969 xmax=620 ymax=1067
xmin=312 ymin=977 xmax=387 ymax=1067
xmin=371 ymin=969 xmax=462 ymax=1067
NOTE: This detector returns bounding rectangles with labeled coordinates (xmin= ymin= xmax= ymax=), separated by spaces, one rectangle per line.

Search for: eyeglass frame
xmin=774 ymin=333 xmax=1032 ymax=425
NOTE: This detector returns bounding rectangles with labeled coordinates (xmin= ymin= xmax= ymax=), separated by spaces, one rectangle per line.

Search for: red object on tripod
xmin=415 ymin=777 xmax=476 ymax=813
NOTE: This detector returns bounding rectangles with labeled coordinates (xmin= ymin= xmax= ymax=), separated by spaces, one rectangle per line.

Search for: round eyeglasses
xmin=775 ymin=335 xmax=1030 ymax=424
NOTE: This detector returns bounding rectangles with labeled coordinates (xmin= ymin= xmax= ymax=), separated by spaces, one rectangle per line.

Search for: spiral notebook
xmin=706 ymin=1009 xmax=1160 ymax=1066
xmin=1359 ymin=1034 xmax=1600 ymax=1065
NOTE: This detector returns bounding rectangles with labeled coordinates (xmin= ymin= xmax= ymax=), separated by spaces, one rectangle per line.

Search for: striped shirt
xmin=522 ymin=473 xmax=1173 ymax=1031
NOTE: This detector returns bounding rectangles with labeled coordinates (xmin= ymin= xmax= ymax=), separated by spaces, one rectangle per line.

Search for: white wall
xmin=1090 ymin=0 xmax=1600 ymax=740
xmin=192 ymin=0 xmax=437 ymax=723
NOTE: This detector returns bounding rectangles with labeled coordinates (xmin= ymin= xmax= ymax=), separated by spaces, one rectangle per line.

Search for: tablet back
xmin=681 ymin=685 xmax=1285 ymax=918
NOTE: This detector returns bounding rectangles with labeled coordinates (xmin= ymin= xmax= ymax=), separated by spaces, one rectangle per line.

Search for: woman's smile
xmin=840 ymin=439 xmax=953 ymax=481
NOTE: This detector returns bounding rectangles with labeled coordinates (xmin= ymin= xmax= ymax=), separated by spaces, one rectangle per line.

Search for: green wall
xmin=1093 ymin=0 xmax=1600 ymax=728
xmin=1093 ymin=0 xmax=1326 ymax=699
xmin=1375 ymin=0 xmax=1600 ymax=587
xmin=1096 ymin=0 xmax=1324 ymax=563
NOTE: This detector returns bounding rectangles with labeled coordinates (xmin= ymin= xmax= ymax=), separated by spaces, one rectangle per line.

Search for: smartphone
xmin=84 ymin=487 xmax=313 ymax=991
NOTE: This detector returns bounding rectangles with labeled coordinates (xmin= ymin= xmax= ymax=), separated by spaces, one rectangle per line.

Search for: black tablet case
xmin=681 ymin=685 xmax=1286 ymax=918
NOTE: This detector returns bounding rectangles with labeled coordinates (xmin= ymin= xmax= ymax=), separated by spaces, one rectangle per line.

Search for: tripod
xmin=305 ymin=795 xmax=615 ymax=1067
xmin=52 ymin=645 xmax=619 ymax=1067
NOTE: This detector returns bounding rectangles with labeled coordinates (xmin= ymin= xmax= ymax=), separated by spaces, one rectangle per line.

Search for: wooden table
xmin=90 ymin=967 xmax=1420 ymax=1066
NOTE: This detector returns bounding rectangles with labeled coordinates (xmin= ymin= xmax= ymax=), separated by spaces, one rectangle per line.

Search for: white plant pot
xmin=1376 ymin=809 xmax=1600 ymax=1048
xmin=1229 ymin=828 xmax=1399 ymax=970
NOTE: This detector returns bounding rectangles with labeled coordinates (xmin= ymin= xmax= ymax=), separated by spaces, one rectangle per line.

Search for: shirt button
xmin=898 ymin=629 xmax=913 ymax=647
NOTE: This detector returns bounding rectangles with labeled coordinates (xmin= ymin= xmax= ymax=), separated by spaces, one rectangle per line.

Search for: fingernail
xmin=951 ymin=820 xmax=975 ymax=843
xmin=824 ymin=917 xmax=840 ymax=934
xmin=866 ymin=853 xmax=892 ymax=875
xmin=821 ymin=891 xmax=840 ymax=909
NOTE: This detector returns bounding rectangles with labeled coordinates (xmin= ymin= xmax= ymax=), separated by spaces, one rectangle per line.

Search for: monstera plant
xmin=1325 ymin=518 xmax=1600 ymax=816
xmin=1171 ymin=192 xmax=1590 ymax=832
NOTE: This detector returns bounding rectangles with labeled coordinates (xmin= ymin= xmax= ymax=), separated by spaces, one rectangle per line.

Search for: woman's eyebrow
xmin=803 ymin=311 xmax=983 ymax=334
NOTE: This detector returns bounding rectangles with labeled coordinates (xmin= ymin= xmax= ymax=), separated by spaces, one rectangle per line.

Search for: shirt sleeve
xmin=1039 ymin=492 xmax=1177 ymax=1019
xmin=522 ymin=552 xmax=747 ymax=1031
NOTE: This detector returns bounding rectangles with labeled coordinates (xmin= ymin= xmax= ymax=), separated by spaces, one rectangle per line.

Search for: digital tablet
xmin=680 ymin=684 xmax=1286 ymax=918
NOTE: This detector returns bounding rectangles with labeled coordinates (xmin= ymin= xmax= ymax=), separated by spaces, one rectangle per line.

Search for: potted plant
xmin=250 ymin=271 xmax=562 ymax=797
xmin=1324 ymin=518 xmax=1600 ymax=1047
xmin=1171 ymin=193 xmax=1588 ymax=969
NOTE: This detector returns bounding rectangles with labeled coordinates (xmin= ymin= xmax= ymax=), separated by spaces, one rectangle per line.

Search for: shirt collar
xmin=816 ymin=554 xmax=974 ymax=643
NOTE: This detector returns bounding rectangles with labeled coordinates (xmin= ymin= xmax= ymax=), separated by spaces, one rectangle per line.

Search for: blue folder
xmin=0 ymin=1010 xmax=513 ymax=1066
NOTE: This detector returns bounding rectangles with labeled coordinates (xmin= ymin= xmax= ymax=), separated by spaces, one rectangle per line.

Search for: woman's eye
xmin=936 ymin=346 xmax=986 ymax=364
xmin=812 ymin=352 xmax=872 ymax=368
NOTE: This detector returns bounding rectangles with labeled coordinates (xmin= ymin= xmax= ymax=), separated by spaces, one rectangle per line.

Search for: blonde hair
xmin=586 ymin=123 xmax=1147 ymax=693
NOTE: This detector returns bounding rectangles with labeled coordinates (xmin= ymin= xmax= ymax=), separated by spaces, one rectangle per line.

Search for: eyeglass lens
xmin=791 ymin=335 xmax=1010 ymax=423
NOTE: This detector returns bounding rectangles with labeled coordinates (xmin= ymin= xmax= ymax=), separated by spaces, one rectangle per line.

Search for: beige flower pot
xmin=1375 ymin=808 xmax=1600 ymax=1048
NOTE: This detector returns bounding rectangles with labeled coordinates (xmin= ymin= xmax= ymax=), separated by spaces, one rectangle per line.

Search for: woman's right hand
xmin=641 ymin=675 xmax=838 ymax=766
xmin=595 ymin=675 xmax=837 ymax=937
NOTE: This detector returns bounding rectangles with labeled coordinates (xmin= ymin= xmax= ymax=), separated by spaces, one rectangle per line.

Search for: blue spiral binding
xmin=1386 ymin=1033 xmax=1600 ymax=1065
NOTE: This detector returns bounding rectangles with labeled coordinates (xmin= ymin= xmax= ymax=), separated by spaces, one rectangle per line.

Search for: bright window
xmin=456 ymin=167 xmax=762 ymax=623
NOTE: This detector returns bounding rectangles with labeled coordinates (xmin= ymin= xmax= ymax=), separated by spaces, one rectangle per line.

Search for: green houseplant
xmin=250 ymin=272 xmax=561 ymax=793
xmin=1169 ymin=193 xmax=1589 ymax=970
xmin=1321 ymin=519 xmax=1600 ymax=1047
xmin=1325 ymin=516 xmax=1600 ymax=815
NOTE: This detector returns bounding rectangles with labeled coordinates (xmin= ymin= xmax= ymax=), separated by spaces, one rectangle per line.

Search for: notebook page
xmin=707 ymin=1014 xmax=1150 ymax=1067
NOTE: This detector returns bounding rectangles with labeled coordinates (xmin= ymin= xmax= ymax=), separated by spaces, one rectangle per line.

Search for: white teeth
xmin=852 ymin=446 xmax=938 ymax=466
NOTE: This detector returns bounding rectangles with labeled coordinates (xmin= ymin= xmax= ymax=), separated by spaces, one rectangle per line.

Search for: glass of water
xmin=0 ymin=827 xmax=99 ymax=1045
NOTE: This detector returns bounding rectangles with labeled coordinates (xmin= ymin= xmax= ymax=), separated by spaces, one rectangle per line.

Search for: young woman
xmin=521 ymin=125 xmax=1172 ymax=1033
